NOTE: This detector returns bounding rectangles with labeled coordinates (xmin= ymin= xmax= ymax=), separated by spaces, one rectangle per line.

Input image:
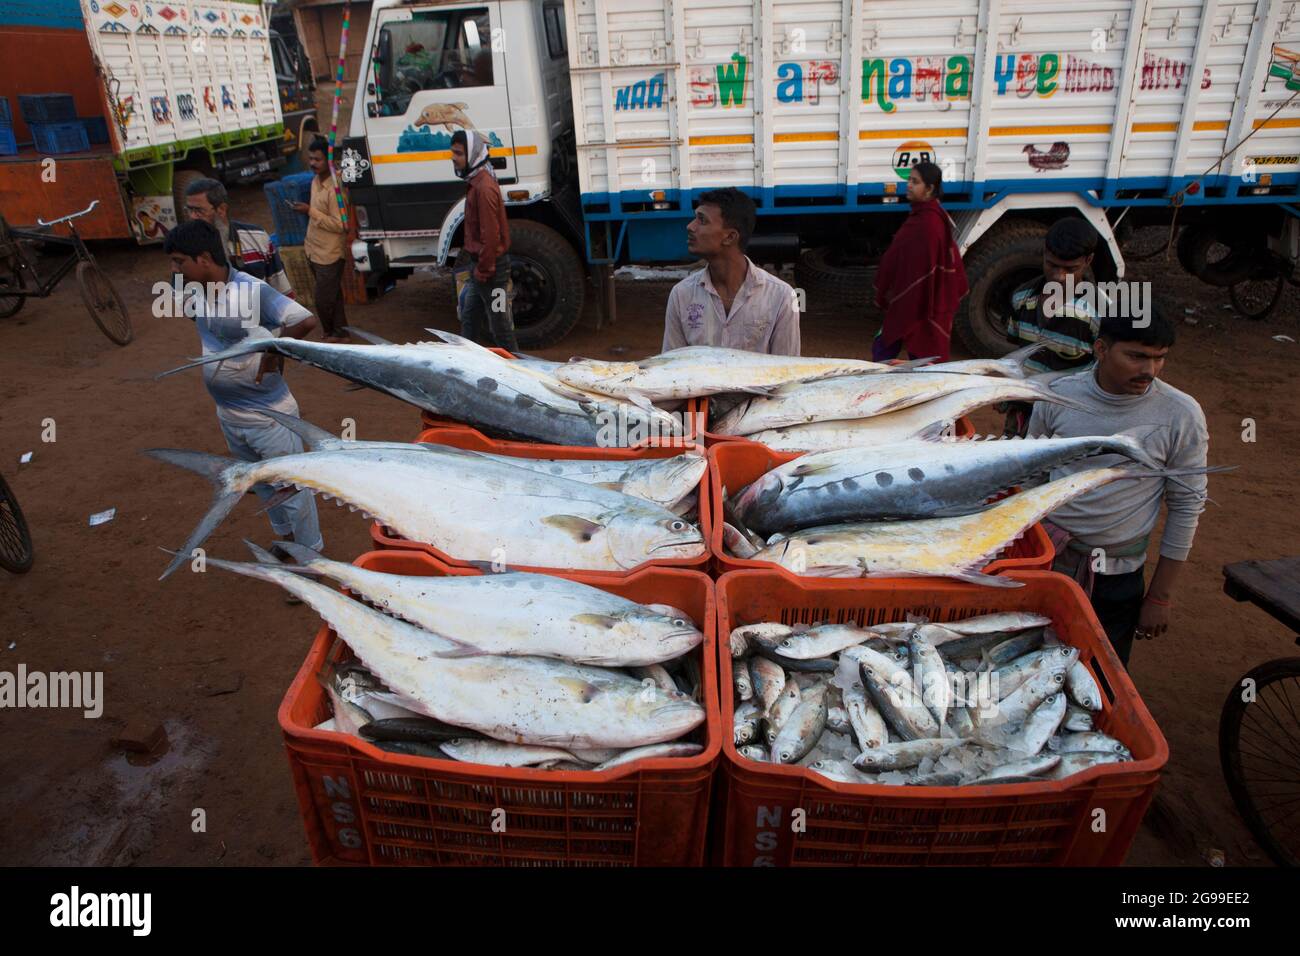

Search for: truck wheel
xmin=1177 ymin=223 xmax=1258 ymax=288
xmin=794 ymin=246 xmax=877 ymax=308
xmin=504 ymin=220 xmax=585 ymax=349
xmin=954 ymin=220 xmax=1047 ymax=357
xmin=173 ymin=169 xmax=208 ymax=222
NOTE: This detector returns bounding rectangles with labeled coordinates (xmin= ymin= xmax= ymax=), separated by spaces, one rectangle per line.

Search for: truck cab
xmin=345 ymin=0 xmax=584 ymax=346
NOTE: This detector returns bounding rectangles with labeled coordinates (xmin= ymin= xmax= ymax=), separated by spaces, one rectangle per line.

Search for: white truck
xmin=342 ymin=0 xmax=1300 ymax=351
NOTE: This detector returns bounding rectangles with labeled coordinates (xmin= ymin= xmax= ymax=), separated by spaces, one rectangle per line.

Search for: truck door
xmin=363 ymin=2 xmax=515 ymax=234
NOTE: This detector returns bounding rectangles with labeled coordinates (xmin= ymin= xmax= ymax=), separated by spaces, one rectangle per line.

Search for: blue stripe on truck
xmin=0 ymin=0 xmax=84 ymax=29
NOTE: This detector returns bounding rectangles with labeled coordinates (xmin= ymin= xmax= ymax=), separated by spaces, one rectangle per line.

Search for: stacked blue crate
xmin=0 ymin=97 xmax=15 ymax=156
xmin=263 ymin=172 xmax=315 ymax=246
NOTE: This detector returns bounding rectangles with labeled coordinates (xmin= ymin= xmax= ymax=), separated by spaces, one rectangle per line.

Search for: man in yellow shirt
xmin=290 ymin=137 xmax=349 ymax=342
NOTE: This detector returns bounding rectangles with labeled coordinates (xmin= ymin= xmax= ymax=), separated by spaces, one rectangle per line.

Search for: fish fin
xmin=572 ymin=612 xmax=620 ymax=629
xmin=342 ymin=382 xmax=369 ymax=393
xmin=539 ymin=378 xmax=599 ymax=403
xmin=890 ymin=357 xmax=938 ymax=370
xmin=242 ymin=539 xmax=283 ymax=565
xmin=951 ymin=570 xmax=1026 ymax=588
xmin=805 ymin=564 xmax=866 ymax=577
xmin=1002 ymin=342 xmax=1052 ymax=372
xmin=267 ymin=539 xmax=327 ymax=567
xmin=557 ymin=678 xmax=603 ymax=703
xmin=423 ymin=327 xmax=502 ymax=357
xmin=720 ymin=486 xmax=765 ymax=551
xmin=259 ymin=410 xmax=342 ymax=452
xmin=791 ymin=458 xmax=841 ymax=477
xmin=155 ymin=326 xmax=277 ymax=379
xmin=145 ymin=448 xmax=247 ymax=580
xmin=722 ymin=523 xmax=760 ymax=559
xmin=341 ymin=326 xmax=392 ymax=346
xmin=542 ymin=514 xmax=606 ymax=542
xmin=619 ymin=389 xmax=661 ymax=414
xmin=429 ymin=640 xmax=491 ymax=658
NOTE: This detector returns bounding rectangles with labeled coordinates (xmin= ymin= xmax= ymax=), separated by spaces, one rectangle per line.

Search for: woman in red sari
xmin=872 ymin=162 xmax=969 ymax=362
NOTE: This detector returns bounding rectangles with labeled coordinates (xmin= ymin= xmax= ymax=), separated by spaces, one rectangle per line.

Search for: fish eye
xmin=670 ymin=520 xmax=687 ymax=532
xmin=780 ymin=751 xmax=791 ymax=761
xmin=673 ymin=619 xmax=688 ymax=627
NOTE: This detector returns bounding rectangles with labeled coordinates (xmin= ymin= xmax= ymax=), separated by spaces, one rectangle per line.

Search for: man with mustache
xmin=1028 ymin=308 xmax=1210 ymax=667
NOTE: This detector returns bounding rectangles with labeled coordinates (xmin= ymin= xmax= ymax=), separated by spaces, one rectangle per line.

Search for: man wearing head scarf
xmin=451 ymin=129 xmax=517 ymax=350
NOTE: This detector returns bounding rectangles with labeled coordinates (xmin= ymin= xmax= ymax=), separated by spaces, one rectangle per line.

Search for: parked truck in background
xmin=0 ymin=0 xmax=314 ymax=242
xmin=343 ymin=0 xmax=1300 ymax=352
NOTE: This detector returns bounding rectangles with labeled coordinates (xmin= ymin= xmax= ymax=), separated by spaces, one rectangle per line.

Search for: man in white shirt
xmin=162 ymin=219 xmax=324 ymax=572
xmin=662 ymin=188 xmax=801 ymax=355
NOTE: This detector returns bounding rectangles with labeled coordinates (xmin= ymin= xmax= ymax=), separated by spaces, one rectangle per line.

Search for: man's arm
xmin=769 ymin=284 xmax=801 ymax=356
xmin=662 ymin=284 xmax=687 ymax=352
xmin=254 ymin=283 xmax=317 ymax=382
xmin=473 ymin=183 xmax=502 ymax=281
xmin=1138 ymin=402 xmax=1209 ymax=639
xmin=307 ymin=187 xmax=346 ymax=235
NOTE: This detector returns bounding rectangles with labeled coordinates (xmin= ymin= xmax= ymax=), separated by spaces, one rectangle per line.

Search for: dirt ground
xmin=0 ymin=186 xmax=1296 ymax=867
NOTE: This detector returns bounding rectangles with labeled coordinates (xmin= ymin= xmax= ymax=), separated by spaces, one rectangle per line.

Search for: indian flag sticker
xmin=893 ymin=141 xmax=934 ymax=179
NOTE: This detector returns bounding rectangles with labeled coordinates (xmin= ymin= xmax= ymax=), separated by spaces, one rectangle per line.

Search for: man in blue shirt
xmin=162 ymin=220 xmax=324 ymax=578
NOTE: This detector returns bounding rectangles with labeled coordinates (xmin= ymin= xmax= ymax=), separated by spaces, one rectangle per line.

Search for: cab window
xmin=543 ymin=5 xmax=567 ymax=60
xmin=375 ymin=8 xmax=493 ymax=117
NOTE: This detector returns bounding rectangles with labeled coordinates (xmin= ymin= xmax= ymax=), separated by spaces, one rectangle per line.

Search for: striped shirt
xmin=226 ymin=219 xmax=293 ymax=297
xmin=1006 ymin=276 xmax=1100 ymax=373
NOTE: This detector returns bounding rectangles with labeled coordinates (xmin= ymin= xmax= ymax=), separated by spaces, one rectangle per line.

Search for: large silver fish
xmin=745 ymin=382 xmax=1086 ymax=451
xmin=913 ymin=343 xmax=1050 ymax=379
xmin=253 ymin=542 xmax=702 ymax=667
xmin=146 ymin=443 xmax=704 ymax=579
xmin=262 ymin=411 xmax=706 ymax=512
xmin=748 ymin=466 xmax=1220 ymax=585
xmin=733 ymin=434 xmax=1160 ymax=535
xmin=157 ymin=327 xmax=680 ymax=446
xmin=554 ymin=346 xmax=908 ymax=402
xmin=713 ymin=371 xmax=1072 ymax=436
xmin=196 ymin=556 xmax=706 ymax=749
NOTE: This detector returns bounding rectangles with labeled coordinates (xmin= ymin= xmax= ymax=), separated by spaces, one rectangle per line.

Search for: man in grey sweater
xmin=1028 ymin=308 xmax=1209 ymax=666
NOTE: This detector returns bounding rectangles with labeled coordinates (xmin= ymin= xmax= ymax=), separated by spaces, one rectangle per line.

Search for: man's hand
xmin=290 ymin=201 xmax=310 ymax=215
xmin=1134 ymin=596 xmax=1171 ymax=642
xmin=255 ymin=353 xmax=284 ymax=384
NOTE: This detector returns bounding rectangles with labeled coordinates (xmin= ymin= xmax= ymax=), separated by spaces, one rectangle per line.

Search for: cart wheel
xmin=1219 ymin=657 xmax=1300 ymax=867
xmin=0 ymin=262 xmax=27 ymax=319
xmin=0 ymin=473 xmax=33 ymax=574
xmin=76 ymin=259 xmax=133 ymax=345
xmin=1229 ymin=272 xmax=1285 ymax=321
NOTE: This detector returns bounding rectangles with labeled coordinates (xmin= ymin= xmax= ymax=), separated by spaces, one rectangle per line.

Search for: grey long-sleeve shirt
xmin=1027 ymin=367 xmax=1210 ymax=575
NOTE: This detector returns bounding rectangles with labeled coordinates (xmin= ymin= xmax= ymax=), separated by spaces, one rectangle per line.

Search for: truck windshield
xmin=377 ymin=8 xmax=492 ymax=117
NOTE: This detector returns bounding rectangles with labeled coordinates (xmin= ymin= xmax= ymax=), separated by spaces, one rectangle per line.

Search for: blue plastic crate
xmin=81 ymin=116 xmax=108 ymax=145
xmin=31 ymin=121 xmax=89 ymax=155
xmin=263 ymin=173 xmax=315 ymax=246
xmin=0 ymin=127 xmax=16 ymax=156
xmin=19 ymin=94 xmax=77 ymax=126
xmin=0 ymin=97 xmax=12 ymax=128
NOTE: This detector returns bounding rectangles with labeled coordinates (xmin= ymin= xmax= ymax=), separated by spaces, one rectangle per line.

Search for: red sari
xmin=873 ymin=199 xmax=969 ymax=362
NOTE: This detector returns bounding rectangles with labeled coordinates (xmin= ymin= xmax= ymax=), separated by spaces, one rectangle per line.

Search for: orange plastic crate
xmin=278 ymin=550 xmax=721 ymax=867
xmin=369 ymin=428 xmax=711 ymax=578
xmin=706 ymin=440 xmax=1053 ymax=576
xmin=712 ymin=569 xmax=1168 ymax=866
xmin=698 ymin=396 xmax=976 ymax=448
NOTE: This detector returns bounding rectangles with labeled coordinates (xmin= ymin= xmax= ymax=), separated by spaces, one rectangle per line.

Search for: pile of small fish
xmin=198 ymin=542 xmax=709 ymax=768
xmin=148 ymin=415 xmax=707 ymax=580
xmin=728 ymin=611 xmax=1133 ymax=786
xmin=707 ymin=344 xmax=1066 ymax=450
xmin=721 ymin=435 xmax=1219 ymax=585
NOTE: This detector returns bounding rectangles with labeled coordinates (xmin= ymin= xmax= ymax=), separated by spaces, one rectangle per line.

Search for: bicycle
xmin=0 ymin=200 xmax=133 ymax=345
xmin=0 ymin=472 xmax=34 ymax=574
xmin=1218 ymin=557 xmax=1300 ymax=867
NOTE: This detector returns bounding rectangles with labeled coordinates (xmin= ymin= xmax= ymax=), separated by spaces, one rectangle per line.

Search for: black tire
xmin=76 ymin=259 xmax=133 ymax=345
xmin=502 ymin=220 xmax=585 ymax=349
xmin=0 ymin=473 xmax=33 ymax=574
xmin=0 ymin=260 xmax=27 ymax=318
xmin=1176 ymin=221 xmax=1257 ymax=287
xmin=953 ymin=219 xmax=1047 ymax=357
xmin=172 ymin=169 xmax=209 ymax=222
xmin=1219 ymin=658 xmax=1300 ymax=867
xmin=1230 ymin=272 xmax=1286 ymax=320
xmin=794 ymin=246 xmax=877 ymax=308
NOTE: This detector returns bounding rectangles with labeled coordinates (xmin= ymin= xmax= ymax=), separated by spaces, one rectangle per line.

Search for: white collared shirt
xmin=662 ymin=257 xmax=801 ymax=355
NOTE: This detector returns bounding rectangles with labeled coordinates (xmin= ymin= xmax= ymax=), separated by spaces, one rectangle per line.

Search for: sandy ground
xmin=0 ymin=188 xmax=1296 ymax=866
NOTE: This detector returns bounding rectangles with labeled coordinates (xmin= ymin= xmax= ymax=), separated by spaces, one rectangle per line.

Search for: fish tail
xmin=145 ymin=448 xmax=246 ymax=580
xmin=267 ymin=538 xmax=330 ymax=569
xmin=260 ymin=409 xmax=340 ymax=451
xmin=170 ymin=549 xmax=324 ymax=601
xmin=154 ymin=326 xmax=279 ymax=379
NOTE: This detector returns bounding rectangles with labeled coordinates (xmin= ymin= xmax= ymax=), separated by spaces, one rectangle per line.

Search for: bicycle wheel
xmin=0 ymin=473 xmax=34 ymax=574
xmin=0 ymin=260 xmax=27 ymax=319
xmin=1219 ymin=657 xmax=1300 ymax=867
xmin=1229 ymin=272 xmax=1286 ymax=321
xmin=76 ymin=258 xmax=133 ymax=345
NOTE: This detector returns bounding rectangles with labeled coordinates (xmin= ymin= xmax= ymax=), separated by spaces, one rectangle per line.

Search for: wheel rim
xmin=0 ymin=262 xmax=26 ymax=317
xmin=509 ymin=256 xmax=557 ymax=333
xmin=0 ymin=488 xmax=31 ymax=569
xmin=82 ymin=263 xmax=132 ymax=342
xmin=982 ymin=266 xmax=1041 ymax=338
xmin=1230 ymin=670 xmax=1300 ymax=865
xmin=1230 ymin=274 xmax=1285 ymax=320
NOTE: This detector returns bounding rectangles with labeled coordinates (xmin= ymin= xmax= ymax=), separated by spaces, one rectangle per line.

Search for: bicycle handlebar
xmin=37 ymin=199 xmax=99 ymax=228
